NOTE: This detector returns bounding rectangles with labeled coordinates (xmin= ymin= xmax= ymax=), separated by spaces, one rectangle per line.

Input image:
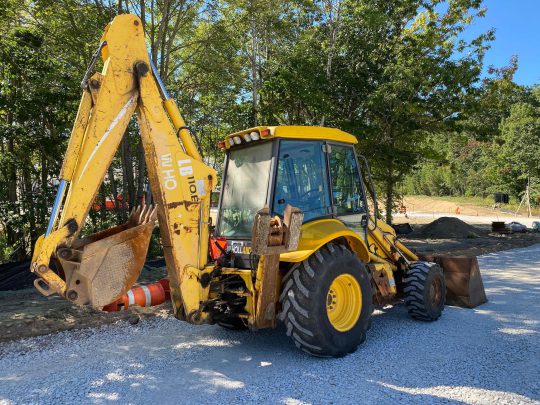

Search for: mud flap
xmin=422 ymin=255 xmax=487 ymax=308
xmin=56 ymin=205 xmax=157 ymax=308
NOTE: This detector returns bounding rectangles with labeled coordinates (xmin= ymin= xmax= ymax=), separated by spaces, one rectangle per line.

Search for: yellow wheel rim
xmin=326 ymin=274 xmax=362 ymax=332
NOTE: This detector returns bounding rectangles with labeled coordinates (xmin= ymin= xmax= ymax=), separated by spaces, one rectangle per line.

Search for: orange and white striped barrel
xmin=103 ymin=280 xmax=167 ymax=312
xmin=126 ymin=283 xmax=165 ymax=308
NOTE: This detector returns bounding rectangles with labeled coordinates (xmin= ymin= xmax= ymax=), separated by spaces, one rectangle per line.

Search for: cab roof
xmin=224 ymin=125 xmax=358 ymax=149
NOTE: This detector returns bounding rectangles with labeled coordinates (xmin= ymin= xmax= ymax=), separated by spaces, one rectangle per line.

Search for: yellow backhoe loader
xmin=30 ymin=14 xmax=484 ymax=357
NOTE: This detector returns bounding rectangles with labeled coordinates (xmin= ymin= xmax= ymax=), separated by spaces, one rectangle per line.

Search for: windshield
xmin=217 ymin=142 xmax=273 ymax=238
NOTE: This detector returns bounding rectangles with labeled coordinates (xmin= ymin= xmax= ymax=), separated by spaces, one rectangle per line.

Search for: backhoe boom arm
xmin=31 ymin=15 xmax=216 ymax=321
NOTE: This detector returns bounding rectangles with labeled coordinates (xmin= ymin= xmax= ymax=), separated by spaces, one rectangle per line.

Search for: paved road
xmin=1 ymin=245 xmax=539 ymax=404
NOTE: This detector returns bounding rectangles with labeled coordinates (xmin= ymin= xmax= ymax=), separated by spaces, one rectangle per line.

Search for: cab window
xmin=328 ymin=144 xmax=366 ymax=223
xmin=273 ymin=140 xmax=331 ymax=222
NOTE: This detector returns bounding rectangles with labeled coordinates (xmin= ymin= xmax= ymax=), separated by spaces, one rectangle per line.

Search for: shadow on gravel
xmin=72 ymin=299 xmax=537 ymax=404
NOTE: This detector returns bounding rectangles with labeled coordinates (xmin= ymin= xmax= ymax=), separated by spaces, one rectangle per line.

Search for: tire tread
xmin=403 ymin=261 xmax=446 ymax=322
xmin=279 ymin=243 xmax=372 ymax=357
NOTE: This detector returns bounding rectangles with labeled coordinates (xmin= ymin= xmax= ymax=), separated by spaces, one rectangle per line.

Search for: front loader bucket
xmin=422 ymin=255 xmax=487 ymax=308
xmin=56 ymin=205 xmax=157 ymax=308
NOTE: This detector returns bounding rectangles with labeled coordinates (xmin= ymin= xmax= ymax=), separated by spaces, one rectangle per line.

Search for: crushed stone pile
xmin=419 ymin=216 xmax=481 ymax=239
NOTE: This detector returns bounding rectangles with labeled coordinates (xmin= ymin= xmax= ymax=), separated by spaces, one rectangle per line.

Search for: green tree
xmin=498 ymin=89 xmax=540 ymax=199
xmin=354 ymin=0 xmax=492 ymax=223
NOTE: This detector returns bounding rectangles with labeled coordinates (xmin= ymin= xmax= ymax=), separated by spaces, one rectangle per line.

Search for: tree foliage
xmin=404 ymin=59 xmax=539 ymax=205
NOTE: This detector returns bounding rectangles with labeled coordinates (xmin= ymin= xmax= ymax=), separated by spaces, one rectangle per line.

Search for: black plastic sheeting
xmin=0 ymin=258 xmax=168 ymax=291
xmin=0 ymin=260 xmax=34 ymax=291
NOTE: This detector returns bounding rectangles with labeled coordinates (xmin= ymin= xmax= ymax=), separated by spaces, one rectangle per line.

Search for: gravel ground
xmin=1 ymin=245 xmax=539 ymax=405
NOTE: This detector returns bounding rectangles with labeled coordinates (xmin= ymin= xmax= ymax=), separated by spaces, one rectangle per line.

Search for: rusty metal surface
xmin=252 ymin=255 xmax=281 ymax=329
xmin=370 ymin=266 xmax=392 ymax=297
xmin=251 ymin=205 xmax=303 ymax=255
xmin=250 ymin=205 xmax=303 ymax=329
xmin=58 ymin=205 xmax=157 ymax=308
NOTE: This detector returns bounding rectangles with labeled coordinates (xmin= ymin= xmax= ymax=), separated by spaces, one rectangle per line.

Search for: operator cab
xmin=215 ymin=126 xmax=370 ymax=265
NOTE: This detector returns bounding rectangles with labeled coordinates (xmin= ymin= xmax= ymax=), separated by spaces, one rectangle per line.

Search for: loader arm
xmin=31 ymin=14 xmax=216 ymax=321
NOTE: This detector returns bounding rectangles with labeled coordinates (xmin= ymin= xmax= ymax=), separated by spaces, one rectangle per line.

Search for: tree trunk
xmin=320 ymin=0 xmax=342 ymax=126
xmin=385 ymin=166 xmax=394 ymax=225
xmin=120 ymin=136 xmax=135 ymax=213
xmin=158 ymin=0 xmax=172 ymax=80
xmin=250 ymin=11 xmax=258 ymax=126
xmin=21 ymin=166 xmax=33 ymax=257
xmin=40 ymin=149 xmax=48 ymax=230
xmin=6 ymin=120 xmax=18 ymax=247
xmin=108 ymin=166 xmax=120 ymax=217
xmin=136 ymin=139 xmax=146 ymax=205
xmin=99 ymin=184 xmax=107 ymax=227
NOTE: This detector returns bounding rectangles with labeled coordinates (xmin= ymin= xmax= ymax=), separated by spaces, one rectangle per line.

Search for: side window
xmin=273 ymin=140 xmax=331 ymax=222
xmin=328 ymin=144 xmax=366 ymax=223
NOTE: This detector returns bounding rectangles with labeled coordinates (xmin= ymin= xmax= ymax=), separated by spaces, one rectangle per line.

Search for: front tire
xmin=404 ymin=261 xmax=446 ymax=321
xmin=279 ymin=243 xmax=372 ymax=357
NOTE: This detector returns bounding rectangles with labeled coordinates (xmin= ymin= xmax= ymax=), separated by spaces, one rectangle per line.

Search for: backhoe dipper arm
xmin=31 ymin=14 xmax=216 ymax=321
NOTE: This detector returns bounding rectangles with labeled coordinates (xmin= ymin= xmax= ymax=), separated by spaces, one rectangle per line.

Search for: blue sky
xmin=463 ymin=0 xmax=539 ymax=85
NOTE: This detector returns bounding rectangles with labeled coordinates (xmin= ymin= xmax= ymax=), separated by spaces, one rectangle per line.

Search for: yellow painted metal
xmin=56 ymin=15 xmax=145 ymax=233
xmin=163 ymin=99 xmax=202 ymax=161
xmin=224 ymin=125 xmax=358 ymax=148
xmin=278 ymin=217 xmax=409 ymax=300
xmin=31 ymin=228 xmax=72 ymax=296
xmin=59 ymin=89 xmax=93 ymax=181
xmin=326 ymin=274 xmax=362 ymax=332
xmin=136 ymin=55 xmax=216 ymax=320
xmin=395 ymin=240 xmax=419 ymax=261
xmin=280 ymin=219 xmax=370 ymax=263
xmin=366 ymin=218 xmax=418 ymax=264
xmin=30 ymin=14 xmax=216 ymax=322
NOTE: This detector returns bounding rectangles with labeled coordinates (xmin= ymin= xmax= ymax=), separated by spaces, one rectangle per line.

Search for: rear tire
xmin=404 ymin=261 xmax=446 ymax=321
xmin=278 ymin=243 xmax=372 ymax=357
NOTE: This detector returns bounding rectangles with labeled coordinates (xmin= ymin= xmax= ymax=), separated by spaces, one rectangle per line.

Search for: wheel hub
xmin=326 ymin=274 xmax=362 ymax=332
xmin=430 ymin=278 xmax=442 ymax=307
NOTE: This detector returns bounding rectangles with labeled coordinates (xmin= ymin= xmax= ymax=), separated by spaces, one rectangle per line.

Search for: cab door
xmin=326 ymin=143 xmax=368 ymax=240
xmin=272 ymin=140 xmax=332 ymax=222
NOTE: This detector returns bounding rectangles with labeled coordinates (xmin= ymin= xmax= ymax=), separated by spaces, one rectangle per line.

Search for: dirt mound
xmin=419 ymin=217 xmax=481 ymax=239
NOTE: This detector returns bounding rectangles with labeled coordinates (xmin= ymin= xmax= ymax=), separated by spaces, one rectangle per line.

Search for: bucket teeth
xmin=57 ymin=203 xmax=157 ymax=308
xmin=127 ymin=204 xmax=157 ymax=228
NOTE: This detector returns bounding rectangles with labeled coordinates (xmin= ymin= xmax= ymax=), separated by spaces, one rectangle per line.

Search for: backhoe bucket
xmin=421 ymin=255 xmax=487 ymax=308
xmin=56 ymin=205 xmax=157 ymax=308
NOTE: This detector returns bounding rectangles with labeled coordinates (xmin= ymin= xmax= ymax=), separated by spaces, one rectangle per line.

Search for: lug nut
xmin=37 ymin=265 xmax=47 ymax=273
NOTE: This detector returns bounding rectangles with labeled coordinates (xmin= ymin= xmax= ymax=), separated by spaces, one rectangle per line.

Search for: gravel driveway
xmin=1 ymin=245 xmax=539 ymax=405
